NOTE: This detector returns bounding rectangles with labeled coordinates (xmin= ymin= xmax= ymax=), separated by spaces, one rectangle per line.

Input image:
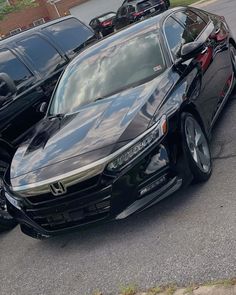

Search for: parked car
xmin=122 ymin=0 xmax=170 ymax=8
xmin=0 ymin=16 xmax=97 ymax=232
xmin=89 ymin=12 xmax=116 ymax=38
xmin=114 ymin=0 xmax=169 ymax=30
xmin=5 ymin=7 xmax=236 ymax=239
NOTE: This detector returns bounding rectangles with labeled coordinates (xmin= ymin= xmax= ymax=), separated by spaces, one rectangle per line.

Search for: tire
xmin=181 ymin=113 xmax=212 ymax=183
xmin=0 ymin=152 xmax=17 ymax=232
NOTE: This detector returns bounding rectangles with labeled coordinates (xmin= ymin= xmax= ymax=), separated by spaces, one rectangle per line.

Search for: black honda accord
xmin=5 ymin=7 xmax=236 ymax=238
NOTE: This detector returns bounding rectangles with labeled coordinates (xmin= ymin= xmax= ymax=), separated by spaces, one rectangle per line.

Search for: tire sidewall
xmin=181 ymin=112 xmax=212 ymax=183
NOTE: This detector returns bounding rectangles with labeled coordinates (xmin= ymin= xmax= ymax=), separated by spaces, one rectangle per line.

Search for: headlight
xmin=107 ymin=115 xmax=168 ymax=172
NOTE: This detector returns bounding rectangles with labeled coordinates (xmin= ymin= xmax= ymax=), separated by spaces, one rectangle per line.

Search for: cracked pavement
xmin=0 ymin=1 xmax=236 ymax=295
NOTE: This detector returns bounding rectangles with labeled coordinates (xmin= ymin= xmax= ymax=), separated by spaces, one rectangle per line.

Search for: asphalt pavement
xmin=0 ymin=1 xmax=236 ymax=295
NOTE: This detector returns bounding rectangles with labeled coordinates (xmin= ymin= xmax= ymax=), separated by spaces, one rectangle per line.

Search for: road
xmin=1 ymin=1 xmax=236 ymax=294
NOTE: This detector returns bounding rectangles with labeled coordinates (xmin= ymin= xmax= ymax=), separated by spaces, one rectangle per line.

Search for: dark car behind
xmin=114 ymin=0 xmax=169 ymax=30
xmin=89 ymin=12 xmax=116 ymax=38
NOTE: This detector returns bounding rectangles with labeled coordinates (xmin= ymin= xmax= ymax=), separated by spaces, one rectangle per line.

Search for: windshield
xmin=98 ymin=13 xmax=116 ymax=22
xmin=50 ymin=31 xmax=166 ymax=115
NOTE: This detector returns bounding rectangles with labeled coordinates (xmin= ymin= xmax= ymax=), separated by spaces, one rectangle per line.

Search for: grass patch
xmin=120 ymin=284 xmax=137 ymax=295
xmin=204 ymin=278 xmax=236 ymax=288
xmin=170 ymin=0 xmax=202 ymax=7
xmin=147 ymin=286 xmax=163 ymax=294
xmin=165 ymin=285 xmax=177 ymax=295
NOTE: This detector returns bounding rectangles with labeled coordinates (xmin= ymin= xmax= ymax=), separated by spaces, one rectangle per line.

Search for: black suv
xmin=0 ymin=16 xmax=96 ymax=231
xmin=114 ymin=0 xmax=169 ymax=30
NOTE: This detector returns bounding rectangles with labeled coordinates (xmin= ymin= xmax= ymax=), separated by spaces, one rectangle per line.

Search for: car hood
xmin=11 ymin=73 xmax=173 ymax=187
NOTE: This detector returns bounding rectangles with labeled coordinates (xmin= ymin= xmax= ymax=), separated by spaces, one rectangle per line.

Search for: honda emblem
xmin=50 ymin=181 xmax=67 ymax=196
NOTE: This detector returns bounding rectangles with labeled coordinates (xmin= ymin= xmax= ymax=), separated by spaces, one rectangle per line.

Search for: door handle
xmin=201 ymin=46 xmax=208 ymax=54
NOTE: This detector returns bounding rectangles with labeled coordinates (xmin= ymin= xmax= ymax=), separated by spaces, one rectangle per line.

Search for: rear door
xmin=173 ymin=8 xmax=232 ymax=128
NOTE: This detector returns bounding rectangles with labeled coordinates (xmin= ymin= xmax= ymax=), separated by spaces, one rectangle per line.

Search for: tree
xmin=0 ymin=0 xmax=38 ymax=21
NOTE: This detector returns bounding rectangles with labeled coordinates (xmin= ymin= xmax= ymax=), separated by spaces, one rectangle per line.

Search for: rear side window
xmin=17 ymin=35 xmax=65 ymax=74
xmin=164 ymin=17 xmax=194 ymax=59
xmin=0 ymin=49 xmax=32 ymax=86
xmin=174 ymin=10 xmax=207 ymax=40
xmin=44 ymin=19 xmax=94 ymax=57
xmin=193 ymin=9 xmax=210 ymax=23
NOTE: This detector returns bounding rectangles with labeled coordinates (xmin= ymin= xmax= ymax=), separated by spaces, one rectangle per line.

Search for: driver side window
xmin=164 ymin=16 xmax=194 ymax=60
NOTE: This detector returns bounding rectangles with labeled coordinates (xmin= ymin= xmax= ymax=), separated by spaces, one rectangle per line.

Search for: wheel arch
xmin=178 ymin=103 xmax=208 ymax=138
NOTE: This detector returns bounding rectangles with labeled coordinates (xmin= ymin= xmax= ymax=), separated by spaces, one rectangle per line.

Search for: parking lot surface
xmin=0 ymin=1 xmax=236 ymax=295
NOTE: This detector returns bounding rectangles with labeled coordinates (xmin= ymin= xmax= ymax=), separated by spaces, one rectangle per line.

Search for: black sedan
xmin=89 ymin=12 xmax=116 ymax=38
xmin=114 ymin=0 xmax=169 ymax=30
xmin=5 ymin=7 xmax=236 ymax=239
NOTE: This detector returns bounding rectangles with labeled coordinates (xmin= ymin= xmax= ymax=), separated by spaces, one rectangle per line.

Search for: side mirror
xmin=39 ymin=102 xmax=48 ymax=114
xmin=174 ymin=41 xmax=205 ymax=66
xmin=0 ymin=73 xmax=17 ymax=97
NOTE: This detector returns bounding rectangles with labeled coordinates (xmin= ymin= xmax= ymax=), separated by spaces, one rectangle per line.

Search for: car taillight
xmin=101 ymin=20 xmax=112 ymax=26
xmin=133 ymin=11 xmax=144 ymax=17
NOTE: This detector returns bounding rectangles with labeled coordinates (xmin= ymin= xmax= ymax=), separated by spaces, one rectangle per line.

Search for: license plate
xmin=150 ymin=8 xmax=155 ymax=13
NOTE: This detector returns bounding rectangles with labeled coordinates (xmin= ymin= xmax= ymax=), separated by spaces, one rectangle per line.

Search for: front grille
xmin=26 ymin=175 xmax=100 ymax=206
xmin=23 ymin=177 xmax=112 ymax=231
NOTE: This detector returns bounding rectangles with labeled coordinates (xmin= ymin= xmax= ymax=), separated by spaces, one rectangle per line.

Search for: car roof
xmin=0 ymin=16 xmax=89 ymax=46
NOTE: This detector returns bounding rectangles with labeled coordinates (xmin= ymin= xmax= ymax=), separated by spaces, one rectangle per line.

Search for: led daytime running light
xmin=107 ymin=115 xmax=167 ymax=171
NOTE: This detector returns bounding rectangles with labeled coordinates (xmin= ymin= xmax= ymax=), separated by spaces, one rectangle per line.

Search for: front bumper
xmin=6 ymin=140 xmax=188 ymax=239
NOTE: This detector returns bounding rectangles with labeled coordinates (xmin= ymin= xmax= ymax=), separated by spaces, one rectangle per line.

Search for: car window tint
xmin=174 ymin=10 xmax=207 ymax=40
xmin=193 ymin=9 xmax=210 ymax=23
xmin=164 ymin=17 xmax=194 ymax=59
xmin=0 ymin=49 xmax=32 ymax=86
xmin=17 ymin=35 xmax=65 ymax=74
xmin=50 ymin=32 xmax=166 ymax=115
xmin=45 ymin=19 xmax=93 ymax=57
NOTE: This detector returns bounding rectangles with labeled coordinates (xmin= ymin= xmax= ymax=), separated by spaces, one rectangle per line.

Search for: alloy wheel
xmin=185 ymin=117 xmax=211 ymax=173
